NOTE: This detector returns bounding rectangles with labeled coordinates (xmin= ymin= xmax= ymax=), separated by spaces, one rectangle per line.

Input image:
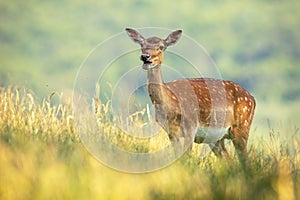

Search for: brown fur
xmin=126 ymin=28 xmax=256 ymax=159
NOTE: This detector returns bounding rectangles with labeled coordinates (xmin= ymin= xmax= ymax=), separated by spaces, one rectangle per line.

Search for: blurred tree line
xmin=0 ymin=0 xmax=299 ymax=126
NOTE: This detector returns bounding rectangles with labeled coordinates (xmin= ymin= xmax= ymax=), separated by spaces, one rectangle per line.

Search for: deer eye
xmin=158 ymin=45 xmax=164 ymax=51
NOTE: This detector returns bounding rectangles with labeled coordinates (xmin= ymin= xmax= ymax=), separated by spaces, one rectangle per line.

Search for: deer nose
xmin=140 ymin=54 xmax=151 ymax=62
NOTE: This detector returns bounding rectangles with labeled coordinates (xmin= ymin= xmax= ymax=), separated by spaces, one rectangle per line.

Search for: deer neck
xmin=147 ymin=65 xmax=165 ymax=104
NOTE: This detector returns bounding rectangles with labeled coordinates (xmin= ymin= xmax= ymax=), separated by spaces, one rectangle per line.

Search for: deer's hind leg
xmin=230 ymin=125 xmax=250 ymax=162
xmin=231 ymin=98 xmax=255 ymax=162
xmin=209 ymin=134 xmax=230 ymax=158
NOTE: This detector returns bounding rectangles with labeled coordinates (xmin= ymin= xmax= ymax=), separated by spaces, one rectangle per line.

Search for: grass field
xmin=0 ymin=87 xmax=299 ymax=200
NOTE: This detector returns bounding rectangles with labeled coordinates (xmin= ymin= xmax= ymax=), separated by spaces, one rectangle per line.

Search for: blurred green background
xmin=1 ymin=0 xmax=300 ymax=132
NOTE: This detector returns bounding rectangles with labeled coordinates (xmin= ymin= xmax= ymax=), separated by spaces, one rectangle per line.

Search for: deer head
xmin=125 ymin=28 xmax=182 ymax=70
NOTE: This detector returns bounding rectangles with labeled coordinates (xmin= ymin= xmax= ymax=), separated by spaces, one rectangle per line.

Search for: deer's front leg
xmin=166 ymin=120 xmax=184 ymax=157
xmin=182 ymin=123 xmax=198 ymax=156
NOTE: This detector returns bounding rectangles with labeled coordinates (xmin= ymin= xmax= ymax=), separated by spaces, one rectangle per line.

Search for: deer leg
xmin=178 ymin=120 xmax=197 ymax=157
xmin=169 ymin=127 xmax=195 ymax=157
xmin=210 ymin=138 xmax=229 ymax=158
xmin=210 ymin=142 xmax=221 ymax=157
xmin=208 ymin=128 xmax=231 ymax=158
xmin=184 ymin=137 xmax=193 ymax=152
xmin=182 ymin=133 xmax=194 ymax=157
xmin=168 ymin=126 xmax=182 ymax=157
xmin=219 ymin=139 xmax=229 ymax=157
xmin=169 ymin=137 xmax=182 ymax=157
xmin=231 ymin=126 xmax=249 ymax=163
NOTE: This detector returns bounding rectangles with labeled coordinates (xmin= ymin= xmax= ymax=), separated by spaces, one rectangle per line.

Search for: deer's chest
xmin=154 ymin=104 xmax=179 ymax=124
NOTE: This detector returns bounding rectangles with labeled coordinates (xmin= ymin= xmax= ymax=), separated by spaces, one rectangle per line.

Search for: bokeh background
xmin=1 ymin=0 xmax=300 ymax=134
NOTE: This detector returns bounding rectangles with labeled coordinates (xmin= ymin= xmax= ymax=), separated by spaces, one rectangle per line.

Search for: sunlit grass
xmin=0 ymin=86 xmax=299 ymax=199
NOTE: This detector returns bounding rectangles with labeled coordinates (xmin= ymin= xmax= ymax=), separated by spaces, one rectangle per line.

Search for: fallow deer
xmin=125 ymin=28 xmax=256 ymax=161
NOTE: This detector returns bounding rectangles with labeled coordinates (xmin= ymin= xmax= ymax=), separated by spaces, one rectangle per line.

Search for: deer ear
xmin=125 ymin=28 xmax=145 ymax=45
xmin=164 ymin=30 xmax=182 ymax=47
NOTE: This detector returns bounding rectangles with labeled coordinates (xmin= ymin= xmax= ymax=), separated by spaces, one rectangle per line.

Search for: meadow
xmin=1 ymin=1 xmax=300 ymax=199
xmin=0 ymin=87 xmax=299 ymax=200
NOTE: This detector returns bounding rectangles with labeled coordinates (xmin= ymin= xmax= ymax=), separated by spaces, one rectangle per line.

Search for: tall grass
xmin=0 ymin=86 xmax=299 ymax=199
